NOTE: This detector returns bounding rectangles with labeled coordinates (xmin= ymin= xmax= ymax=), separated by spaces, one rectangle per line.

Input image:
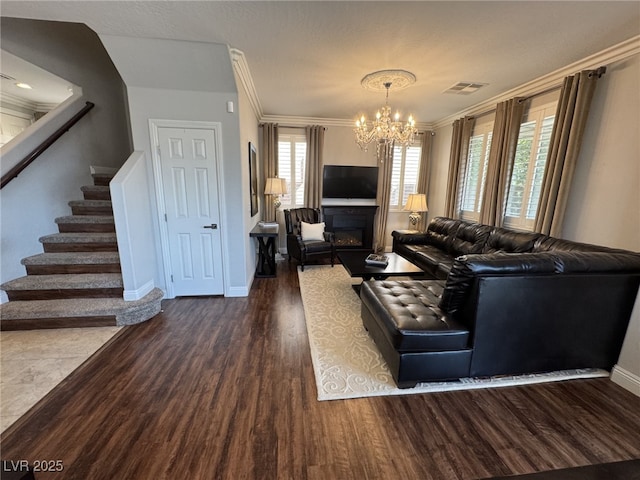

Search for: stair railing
xmin=1 ymin=101 xmax=95 ymax=189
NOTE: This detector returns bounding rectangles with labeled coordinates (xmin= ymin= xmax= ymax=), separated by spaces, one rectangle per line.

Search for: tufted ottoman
xmin=360 ymin=280 xmax=473 ymax=388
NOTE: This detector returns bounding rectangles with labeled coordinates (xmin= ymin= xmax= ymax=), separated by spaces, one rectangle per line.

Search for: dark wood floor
xmin=2 ymin=259 xmax=640 ymax=479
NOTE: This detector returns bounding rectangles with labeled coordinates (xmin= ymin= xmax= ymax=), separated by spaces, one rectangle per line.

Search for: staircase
xmin=0 ymin=172 xmax=163 ymax=331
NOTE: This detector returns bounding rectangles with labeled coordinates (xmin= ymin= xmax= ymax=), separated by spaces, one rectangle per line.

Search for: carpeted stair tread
xmin=0 ymin=288 xmax=164 ymax=326
xmin=2 ymin=273 xmax=123 ymax=291
xmin=81 ymin=185 xmax=110 ymax=194
xmin=22 ymin=252 xmax=120 ymax=266
xmin=68 ymin=200 xmax=112 ymax=207
xmin=55 ymin=215 xmax=115 ymax=224
xmin=40 ymin=233 xmax=117 ymax=243
xmin=81 ymin=185 xmax=111 ymax=200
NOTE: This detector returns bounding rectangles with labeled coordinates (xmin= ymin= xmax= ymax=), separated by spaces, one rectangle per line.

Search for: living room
xmin=1 ymin=2 xmax=639 ymax=478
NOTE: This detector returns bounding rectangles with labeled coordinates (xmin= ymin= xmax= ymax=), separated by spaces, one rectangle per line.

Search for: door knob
xmin=203 ymin=224 xmax=218 ymax=229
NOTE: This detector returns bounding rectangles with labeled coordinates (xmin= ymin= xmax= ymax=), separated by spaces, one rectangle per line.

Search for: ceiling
xmin=0 ymin=49 xmax=74 ymax=107
xmin=1 ymin=1 xmax=639 ymax=124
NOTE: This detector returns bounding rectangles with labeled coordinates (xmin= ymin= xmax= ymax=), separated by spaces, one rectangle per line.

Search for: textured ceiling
xmin=2 ymin=1 xmax=639 ymax=124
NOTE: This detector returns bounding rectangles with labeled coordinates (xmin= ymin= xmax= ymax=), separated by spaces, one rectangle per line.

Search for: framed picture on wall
xmin=249 ymin=142 xmax=258 ymax=217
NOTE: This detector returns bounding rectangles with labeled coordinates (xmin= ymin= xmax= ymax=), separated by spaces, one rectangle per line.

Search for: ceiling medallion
xmin=355 ymin=69 xmax=418 ymax=160
xmin=360 ymin=69 xmax=416 ymax=92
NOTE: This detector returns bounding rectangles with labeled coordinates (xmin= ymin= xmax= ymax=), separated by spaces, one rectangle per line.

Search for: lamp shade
xmin=403 ymin=193 xmax=428 ymax=212
xmin=265 ymin=177 xmax=286 ymax=195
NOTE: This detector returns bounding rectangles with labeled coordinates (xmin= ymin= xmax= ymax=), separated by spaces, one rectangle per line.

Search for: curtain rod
xmin=468 ymin=84 xmax=562 ymax=120
xmin=467 ymin=66 xmax=606 ymax=120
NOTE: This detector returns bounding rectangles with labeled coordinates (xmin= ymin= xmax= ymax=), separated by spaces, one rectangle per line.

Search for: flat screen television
xmin=322 ymin=165 xmax=379 ymax=199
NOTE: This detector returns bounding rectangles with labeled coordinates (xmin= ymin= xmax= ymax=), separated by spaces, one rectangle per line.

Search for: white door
xmin=158 ymin=127 xmax=224 ymax=296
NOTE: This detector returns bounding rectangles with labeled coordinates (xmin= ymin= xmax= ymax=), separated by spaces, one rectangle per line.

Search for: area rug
xmin=297 ymin=265 xmax=609 ymax=401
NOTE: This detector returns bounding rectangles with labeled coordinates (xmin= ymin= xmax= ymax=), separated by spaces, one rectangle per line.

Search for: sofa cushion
xmin=450 ymin=223 xmax=493 ymax=256
xmin=360 ymin=280 xmax=469 ymax=352
xmin=533 ymin=235 xmax=626 ymax=254
xmin=482 ymin=227 xmax=542 ymax=253
xmin=424 ymin=217 xmax=464 ymax=251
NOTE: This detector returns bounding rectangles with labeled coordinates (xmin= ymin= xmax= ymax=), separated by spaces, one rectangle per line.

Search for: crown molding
xmin=229 ymin=47 xmax=263 ymax=119
xmin=260 ymin=114 xmax=434 ymax=131
xmin=433 ymin=35 xmax=640 ymax=130
xmin=0 ymin=91 xmax=37 ymax=111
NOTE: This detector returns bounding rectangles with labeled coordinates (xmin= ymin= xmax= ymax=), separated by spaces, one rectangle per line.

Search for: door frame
xmin=148 ymin=119 xmax=227 ymax=298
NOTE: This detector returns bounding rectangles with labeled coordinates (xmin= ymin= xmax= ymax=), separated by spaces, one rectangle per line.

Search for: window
xmin=503 ymin=103 xmax=556 ymax=230
xmin=459 ymin=121 xmax=493 ymax=221
xmin=278 ymin=134 xmax=307 ymax=208
xmin=389 ymin=141 xmax=422 ymax=209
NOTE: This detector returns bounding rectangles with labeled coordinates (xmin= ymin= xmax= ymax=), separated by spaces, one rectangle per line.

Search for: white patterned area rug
xmin=297 ymin=265 xmax=609 ymax=401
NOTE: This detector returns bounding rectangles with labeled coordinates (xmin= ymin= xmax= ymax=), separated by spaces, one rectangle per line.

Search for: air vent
xmin=0 ymin=73 xmax=17 ymax=81
xmin=443 ymin=82 xmax=488 ymax=95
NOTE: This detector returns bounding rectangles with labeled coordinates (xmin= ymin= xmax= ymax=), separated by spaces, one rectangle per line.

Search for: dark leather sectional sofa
xmin=360 ymin=217 xmax=640 ymax=388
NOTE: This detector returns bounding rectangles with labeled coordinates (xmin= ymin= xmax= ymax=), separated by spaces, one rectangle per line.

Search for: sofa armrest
xmin=439 ymin=253 xmax=559 ymax=315
xmin=391 ymin=230 xmax=430 ymax=245
xmin=439 ymin=251 xmax=640 ymax=316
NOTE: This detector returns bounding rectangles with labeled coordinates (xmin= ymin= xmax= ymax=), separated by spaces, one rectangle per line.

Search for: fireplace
xmin=322 ymin=205 xmax=378 ymax=251
xmin=334 ymin=230 xmax=363 ymax=248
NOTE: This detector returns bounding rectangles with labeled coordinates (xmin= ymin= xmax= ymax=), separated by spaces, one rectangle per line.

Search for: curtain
xmin=373 ymin=143 xmax=395 ymax=252
xmin=260 ymin=123 xmax=279 ymax=222
xmin=415 ymin=131 xmax=434 ymax=231
xmin=444 ymin=116 xmax=475 ymax=218
xmin=479 ymin=97 xmax=525 ymax=226
xmin=534 ymin=68 xmax=604 ymax=236
xmin=304 ymin=125 xmax=325 ymax=208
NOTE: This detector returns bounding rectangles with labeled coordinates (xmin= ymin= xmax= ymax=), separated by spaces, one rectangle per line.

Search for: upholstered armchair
xmin=284 ymin=208 xmax=335 ymax=271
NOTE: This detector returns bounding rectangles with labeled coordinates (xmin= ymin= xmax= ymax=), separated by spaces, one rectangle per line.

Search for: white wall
xmin=0 ymin=19 xmax=131 ymax=303
xmin=100 ymin=36 xmax=250 ymax=297
xmin=235 ymin=69 xmax=260 ymax=287
xmin=110 ymin=151 xmax=157 ymax=300
xmin=428 ymin=53 xmax=640 ymax=391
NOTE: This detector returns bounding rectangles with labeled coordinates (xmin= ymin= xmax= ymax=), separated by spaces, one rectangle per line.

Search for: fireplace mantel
xmin=322 ymin=205 xmax=378 ymax=251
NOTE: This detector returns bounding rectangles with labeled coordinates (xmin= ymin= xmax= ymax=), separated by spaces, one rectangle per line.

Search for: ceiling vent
xmin=443 ymin=82 xmax=488 ymax=95
xmin=0 ymin=73 xmax=17 ymax=81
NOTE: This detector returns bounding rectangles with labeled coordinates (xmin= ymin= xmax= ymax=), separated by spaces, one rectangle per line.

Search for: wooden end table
xmin=250 ymin=224 xmax=279 ymax=277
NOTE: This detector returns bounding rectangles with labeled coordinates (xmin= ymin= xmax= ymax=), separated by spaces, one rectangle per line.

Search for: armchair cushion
xmin=301 ymin=221 xmax=326 ymax=241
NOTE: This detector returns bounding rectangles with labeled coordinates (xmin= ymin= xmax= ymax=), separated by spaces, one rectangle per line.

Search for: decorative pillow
xmin=301 ymin=221 xmax=325 ymax=241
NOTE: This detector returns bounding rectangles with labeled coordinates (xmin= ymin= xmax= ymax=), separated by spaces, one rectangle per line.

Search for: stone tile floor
xmin=0 ymin=326 xmax=122 ymax=432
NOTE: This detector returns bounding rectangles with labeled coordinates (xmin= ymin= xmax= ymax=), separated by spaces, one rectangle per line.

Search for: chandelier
xmin=354 ymin=70 xmax=418 ymax=158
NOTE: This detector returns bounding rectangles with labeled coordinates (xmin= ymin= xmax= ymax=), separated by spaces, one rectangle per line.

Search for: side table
xmin=250 ymin=223 xmax=279 ymax=277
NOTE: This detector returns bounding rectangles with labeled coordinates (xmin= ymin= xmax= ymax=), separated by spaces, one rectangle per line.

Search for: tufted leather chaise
xmin=360 ymin=280 xmax=472 ymax=388
xmin=361 ymin=217 xmax=640 ymax=388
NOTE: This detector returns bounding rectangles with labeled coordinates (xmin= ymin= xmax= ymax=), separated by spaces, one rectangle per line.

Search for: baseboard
xmin=123 ymin=280 xmax=155 ymax=301
xmin=611 ymin=364 xmax=640 ymax=397
xmin=226 ymin=285 xmax=249 ymax=297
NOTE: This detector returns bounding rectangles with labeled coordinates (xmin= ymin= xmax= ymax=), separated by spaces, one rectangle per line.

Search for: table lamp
xmin=403 ymin=193 xmax=428 ymax=227
xmin=264 ymin=177 xmax=287 ymax=221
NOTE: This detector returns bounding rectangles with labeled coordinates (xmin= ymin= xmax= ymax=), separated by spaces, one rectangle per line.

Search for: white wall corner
xmin=611 ymin=364 xmax=640 ymax=397
xmin=123 ymin=279 xmax=155 ymax=301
